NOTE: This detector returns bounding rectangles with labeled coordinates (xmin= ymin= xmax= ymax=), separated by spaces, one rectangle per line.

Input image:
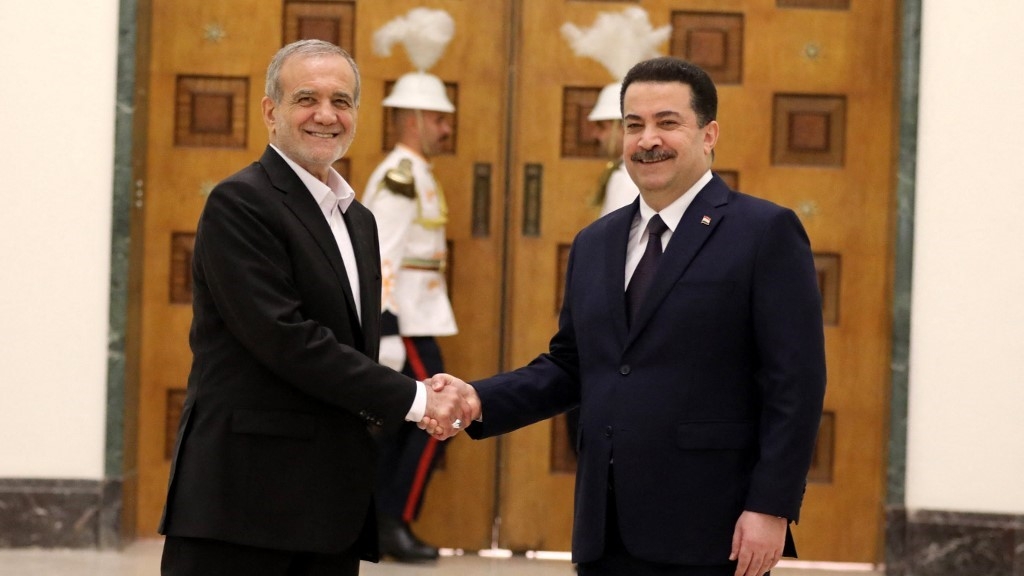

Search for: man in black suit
xmin=433 ymin=57 xmax=826 ymax=576
xmin=159 ymin=40 xmax=469 ymax=576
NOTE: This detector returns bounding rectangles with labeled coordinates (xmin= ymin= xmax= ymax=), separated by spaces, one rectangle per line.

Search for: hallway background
xmin=1 ymin=1 xmax=1021 ymax=574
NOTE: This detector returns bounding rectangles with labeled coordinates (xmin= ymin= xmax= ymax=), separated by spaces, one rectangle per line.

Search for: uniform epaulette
xmin=591 ymin=157 xmax=622 ymax=208
xmin=381 ymin=158 xmax=416 ymax=198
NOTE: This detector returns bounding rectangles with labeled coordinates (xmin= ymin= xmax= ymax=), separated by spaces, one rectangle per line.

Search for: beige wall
xmin=0 ymin=1 xmax=119 ymax=478
xmin=906 ymin=0 xmax=1024 ymax=513
xmin=0 ymin=0 xmax=1022 ymax=516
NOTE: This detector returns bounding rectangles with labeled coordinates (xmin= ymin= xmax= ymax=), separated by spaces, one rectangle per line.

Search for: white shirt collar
xmin=269 ymin=144 xmax=355 ymax=218
xmin=634 ymin=169 xmax=713 ymax=243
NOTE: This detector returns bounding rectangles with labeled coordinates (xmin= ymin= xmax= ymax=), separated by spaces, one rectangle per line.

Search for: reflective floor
xmin=0 ymin=539 xmax=883 ymax=576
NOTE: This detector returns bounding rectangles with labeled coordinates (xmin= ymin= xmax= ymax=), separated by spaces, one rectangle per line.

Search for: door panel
xmin=136 ymin=0 xmax=283 ymax=536
xmin=135 ymin=0 xmax=504 ymax=550
xmin=349 ymin=0 xmax=509 ymax=551
xmin=498 ymin=0 xmax=896 ymax=562
xmin=134 ymin=0 xmax=896 ymax=563
xmin=497 ymin=0 xmax=598 ymax=552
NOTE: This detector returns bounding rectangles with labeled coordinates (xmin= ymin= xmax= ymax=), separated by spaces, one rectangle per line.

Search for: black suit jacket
xmin=467 ymin=174 xmax=826 ymax=566
xmin=159 ymin=147 xmax=416 ymax=558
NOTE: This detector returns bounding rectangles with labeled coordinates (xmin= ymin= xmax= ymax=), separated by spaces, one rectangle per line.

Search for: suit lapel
xmin=626 ymin=175 xmax=730 ymax=347
xmin=258 ymin=147 xmax=362 ymax=333
xmin=342 ymin=203 xmax=381 ymax=355
xmin=603 ymin=201 xmax=639 ymax=343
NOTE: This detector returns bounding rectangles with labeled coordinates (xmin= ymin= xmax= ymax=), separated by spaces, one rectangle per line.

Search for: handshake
xmin=418 ymin=374 xmax=480 ymax=440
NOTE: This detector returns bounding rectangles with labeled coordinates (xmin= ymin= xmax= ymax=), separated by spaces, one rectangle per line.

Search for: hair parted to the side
xmin=620 ymin=56 xmax=717 ymax=127
xmin=265 ymin=39 xmax=361 ymax=105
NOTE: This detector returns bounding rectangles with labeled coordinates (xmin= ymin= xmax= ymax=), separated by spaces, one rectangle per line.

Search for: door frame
xmin=103 ymin=0 xmax=919 ymax=565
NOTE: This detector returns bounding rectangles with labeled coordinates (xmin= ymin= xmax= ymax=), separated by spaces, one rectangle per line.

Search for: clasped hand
xmin=418 ymin=373 xmax=480 ymax=440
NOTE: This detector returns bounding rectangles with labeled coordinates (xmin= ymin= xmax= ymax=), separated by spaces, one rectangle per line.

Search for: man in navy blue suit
xmin=431 ymin=57 xmax=826 ymax=576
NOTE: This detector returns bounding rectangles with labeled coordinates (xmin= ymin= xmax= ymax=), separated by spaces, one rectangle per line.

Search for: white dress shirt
xmin=625 ymin=169 xmax=713 ymax=289
xmin=270 ymin=145 xmax=361 ymax=322
xmin=269 ymin=145 xmax=426 ymax=421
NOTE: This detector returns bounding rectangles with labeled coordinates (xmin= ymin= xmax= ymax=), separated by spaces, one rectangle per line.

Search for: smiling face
xmin=622 ymin=81 xmax=718 ymax=210
xmin=261 ymin=53 xmax=358 ymax=182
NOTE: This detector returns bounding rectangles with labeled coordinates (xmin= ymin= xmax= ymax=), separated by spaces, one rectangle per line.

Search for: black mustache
xmin=630 ymin=150 xmax=677 ymax=163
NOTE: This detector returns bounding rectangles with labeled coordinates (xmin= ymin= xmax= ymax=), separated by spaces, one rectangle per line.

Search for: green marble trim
xmin=106 ymin=0 xmax=136 ymax=480
xmin=888 ymin=0 xmax=920 ymax=509
xmin=103 ymin=0 xmax=141 ymax=548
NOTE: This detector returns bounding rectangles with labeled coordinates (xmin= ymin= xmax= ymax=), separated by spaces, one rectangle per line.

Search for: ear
xmin=703 ymin=120 xmax=720 ymax=156
xmin=261 ymin=96 xmax=277 ymax=133
xmin=403 ymin=109 xmax=420 ymax=133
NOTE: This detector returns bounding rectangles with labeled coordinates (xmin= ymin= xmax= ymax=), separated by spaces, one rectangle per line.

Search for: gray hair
xmin=265 ymin=39 xmax=361 ymax=105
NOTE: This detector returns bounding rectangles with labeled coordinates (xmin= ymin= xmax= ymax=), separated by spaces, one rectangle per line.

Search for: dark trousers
xmin=161 ymin=536 xmax=360 ymax=576
xmin=577 ymin=477 xmax=748 ymax=576
xmin=374 ymin=336 xmax=447 ymax=522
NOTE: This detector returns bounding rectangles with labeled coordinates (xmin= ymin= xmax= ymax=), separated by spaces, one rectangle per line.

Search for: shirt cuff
xmin=405 ymin=380 xmax=426 ymax=422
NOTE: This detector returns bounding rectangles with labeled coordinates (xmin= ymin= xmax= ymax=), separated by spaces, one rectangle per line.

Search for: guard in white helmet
xmin=562 ymin=7 xmax=671 ymax=217
xmin=588 ymin=83 xmax=641 ymax=216
xmin=362 ymin=8 xmax=457 ymax=563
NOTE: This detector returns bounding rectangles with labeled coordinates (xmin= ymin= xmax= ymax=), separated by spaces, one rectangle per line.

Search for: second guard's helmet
xmin=588 ymin=83 xmax=622 ymax=121
xmin=562 ymin=7 xmax=671 ymax=122
xmin=382 ymin=72 xmax=454 ymax=113
xmin=374 ymin=8 xmax=456 ymax=113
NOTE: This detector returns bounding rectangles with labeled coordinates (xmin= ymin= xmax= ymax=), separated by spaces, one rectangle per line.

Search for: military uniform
xmin=597 ymin=158 xmax=640 ymax=217
xmin=368 ymin=8 xmax=459 ymax=559
xmin=362 ymin=142 xmax=456 ymax=531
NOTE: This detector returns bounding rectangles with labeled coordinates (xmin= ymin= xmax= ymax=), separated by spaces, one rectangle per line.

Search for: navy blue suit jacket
xmin=467 ymin=174 xmax=826 ymax=566
xmin=160 ymin=147 xmax=417 ymax=558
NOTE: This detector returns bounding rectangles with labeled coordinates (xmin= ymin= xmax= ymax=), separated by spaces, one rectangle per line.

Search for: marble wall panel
xmin=0 ymin=479 xmax=114 ymax=548
xmin=886 ymin=509 xmax=1024 ymax=576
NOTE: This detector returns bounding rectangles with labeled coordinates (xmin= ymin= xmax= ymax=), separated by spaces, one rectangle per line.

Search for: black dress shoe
xmin=378 ymin=517 xmax=439 ymax=562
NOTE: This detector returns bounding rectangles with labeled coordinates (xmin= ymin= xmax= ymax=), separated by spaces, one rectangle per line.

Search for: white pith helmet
xmin=562 ymin=7 xmax=670 ymax=122
xmin=374 ymin=8 xmax=456 ymax=113
xmin=382 ymin=72 xmax=454 ymax=113
xmin=588 ymin=83 xmax=622 ymax=121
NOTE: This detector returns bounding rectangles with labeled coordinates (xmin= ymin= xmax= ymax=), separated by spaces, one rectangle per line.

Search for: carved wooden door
xmin=133 ymin=0 xmax=503 ymax=551
xmin=134 ymin=0 xmax=897 ymax=563
xmin=496 ymin=0 xmax=897 ymax=562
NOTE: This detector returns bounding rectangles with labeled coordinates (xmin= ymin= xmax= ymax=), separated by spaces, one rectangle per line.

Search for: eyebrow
xmin=291 ymin=88 xmax=353 ymax=101
xmin=624 ymin=110 xmax=684 ymax=121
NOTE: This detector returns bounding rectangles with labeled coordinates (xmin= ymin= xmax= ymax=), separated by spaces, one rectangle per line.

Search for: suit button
xmin=375 ymin=419 xmax=384 ymax=426
xmin=605 ymin=426 xmax=614 ymax=438
xmin=619 ymin=365 xmax=631 ymax=375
